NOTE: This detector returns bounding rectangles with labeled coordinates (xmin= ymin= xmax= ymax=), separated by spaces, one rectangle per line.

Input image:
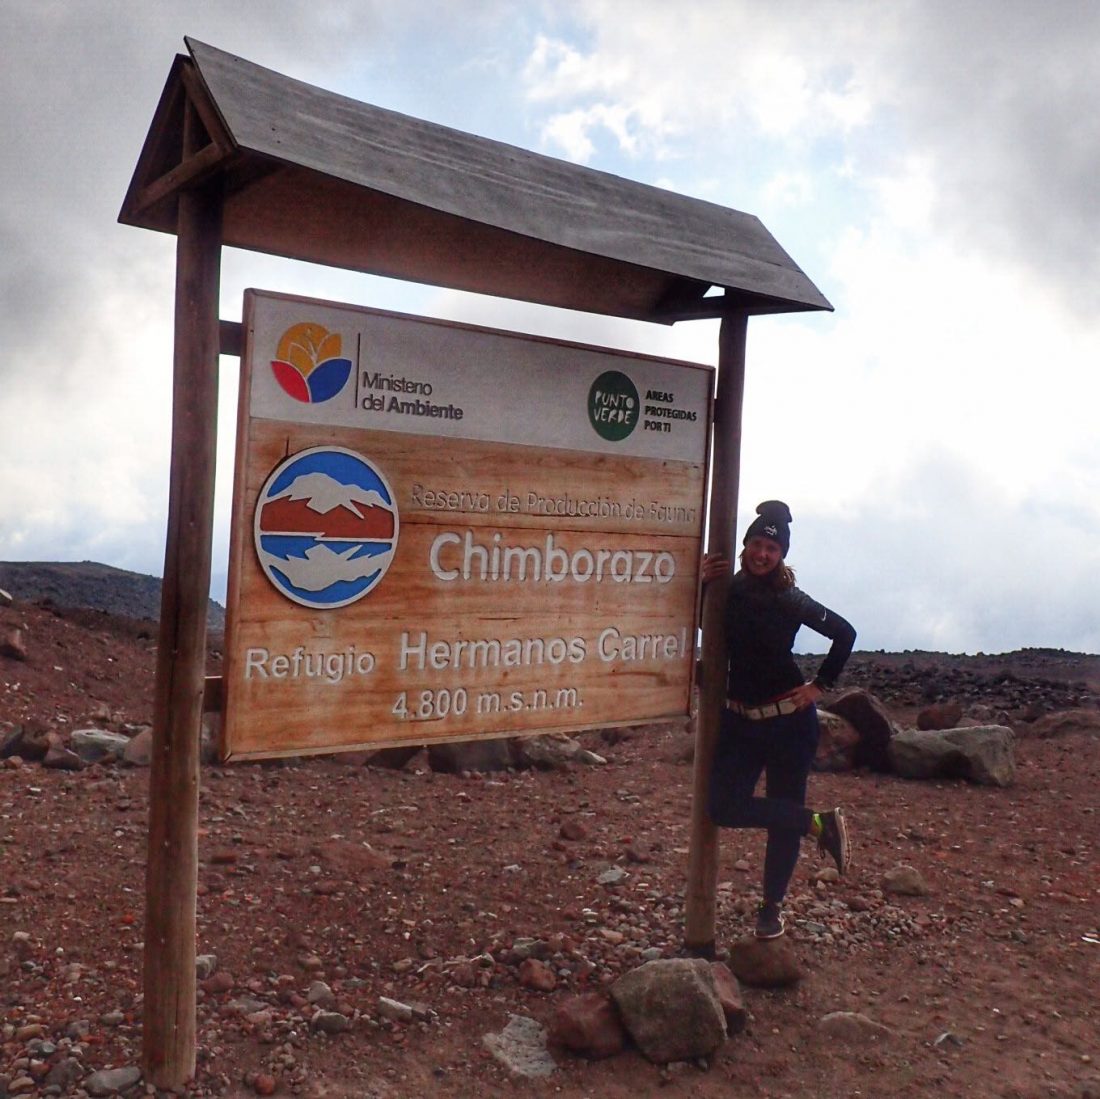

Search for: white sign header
xmin=245 ymin=290 xmax=711 ymax=462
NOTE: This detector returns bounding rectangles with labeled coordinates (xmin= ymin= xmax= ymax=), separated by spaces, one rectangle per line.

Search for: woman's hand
xmin=789 ymin=681 xmax=824 ymax=710
xmin=700 ymin=552 xmax=731 ymax=585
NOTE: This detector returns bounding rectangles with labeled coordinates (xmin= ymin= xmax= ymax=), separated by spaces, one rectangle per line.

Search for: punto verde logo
xmin=587 ymin=370 xmax=639 ymax=442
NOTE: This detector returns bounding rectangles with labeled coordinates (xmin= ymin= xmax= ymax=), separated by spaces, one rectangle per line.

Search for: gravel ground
xmin=1 ymin=598 xmax=1099 ymax=1098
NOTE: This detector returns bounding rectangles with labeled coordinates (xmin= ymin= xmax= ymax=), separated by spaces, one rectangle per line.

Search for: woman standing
xmin=702 ymin=500 xmax=856 ymax=940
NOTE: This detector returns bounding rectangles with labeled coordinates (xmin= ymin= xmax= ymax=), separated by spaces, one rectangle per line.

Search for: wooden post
xmin=142 ymin=149 xmax=222 ymax=1086
xmin=684 ymin=310 xmax=748 ymax=955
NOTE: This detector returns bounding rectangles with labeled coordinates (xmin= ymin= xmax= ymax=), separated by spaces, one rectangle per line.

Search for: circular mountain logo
xmin=253 ymin=447 xmax=398 ymax=609
xmin=588 ymin=370 xmax=639 ymax=441
xmin=270 ymin=322 xmax=353 ymax=404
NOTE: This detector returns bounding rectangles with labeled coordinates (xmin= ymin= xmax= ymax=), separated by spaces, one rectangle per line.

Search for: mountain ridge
xmin=0 ymin=560 xmax=226 ymax=629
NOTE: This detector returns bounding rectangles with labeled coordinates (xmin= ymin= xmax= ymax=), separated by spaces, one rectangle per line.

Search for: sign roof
xmin=120 ymin=38 xmax=831 ymax=322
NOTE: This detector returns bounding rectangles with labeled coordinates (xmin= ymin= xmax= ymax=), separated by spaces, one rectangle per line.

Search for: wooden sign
xmin=222 ymin=290 xmax=713 ymax=759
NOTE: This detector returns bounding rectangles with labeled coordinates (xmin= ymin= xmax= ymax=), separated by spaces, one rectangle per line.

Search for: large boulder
xmin=813 ymin=709 xmax=860 ymax=772
xmin=820 ymin=689 xmax=897 ymax=771
xmin=610 ymin=958 xmax=726 ymax=1064
xmin=70 ymin=728 xmax=130 ymax=764
xmin=888 ymin=725 xmax=1015 ymax=786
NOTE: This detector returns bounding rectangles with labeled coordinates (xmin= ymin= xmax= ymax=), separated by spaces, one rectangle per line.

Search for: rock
xmin=199 ymin=712 xmax=221 ymax=765
xmin=428 ymin=738 xmax=513 ymax=773
xmin=818 ymin=1011 xmax=893 ymax=1041
xmin=821 ymin=689 xmax=897 ymax=771
xmin=307 ymin=981 xmax=336 ymax=1009
xmin=559 ymin=818 xmax=589 ymax=841
xmin=726 ymin=937 xmax=803 ymax=988
xmin=0 ymin=587 xmax=12 ymax=606
xmin=365 ymin=745 xmax=423 ymax=769
xmin=330 ymin=749 xmax=374 ymax=766
xmin=1029 ymin=709 xmax=1100 ymax=739
xmin=195 ymin=954 xmax=218 ymax=980
xmin=45 ymin=1057 xmax=84 ymax=1090
xmin=378 ymin=996 xmax=414 ymax=1022
xmin=511 ymin=733 xmax=582 ymax=770
xmin=253 ymin=1073 xmax=277 ymax=1095
xmin=917 ymin=701 xmax=963 ymax=730
xmin=518 ymin=957 xmax=556 ymax=992
xmin=311 ymin=1010 xmax=351 ymax=1034
xmin=813 ymin=709 xmax=860 ymax=772
xmin=574 ymin=748 xmax=607 ymax=765
xmin=83 ymin=1066 xmax=142 ymax=1095
xmin=1 ymin=722 xmax=49 ymax=761
xmin=121 ymin=726 xmax=153 ymax=767
xmin=202 ymin=970 xmax=235 ymax=994
xmin=889 ymin=725 xmax=1015 ymax=786
xmin=610 ymin=958 xmax=726 ymax=1064
xmin=70 ymin=728 xmax=130 ymax=764
xmin=709 ymin=962 xmax=747 ymax=1034
xmin=312 ymin=839 xmax=392 ymax=876
xmin=548 ymin=992 xmax=626 ymax=1059
xmin=0 ymin=628 xmax=27 ymax=661
xmin=483 ymin=1014 xmax=557 ymax=1079
xmin=42 ymin=743 xmax=85 ymax=771
xmin=597 ymin=867 xmax=628 ymax=886
xmin=882 ymin=864 xmax=932 ymax=896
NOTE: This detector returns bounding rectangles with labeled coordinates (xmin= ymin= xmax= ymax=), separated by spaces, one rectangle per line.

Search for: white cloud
xmin=5 ymin=0 xmax=1100 ymax=656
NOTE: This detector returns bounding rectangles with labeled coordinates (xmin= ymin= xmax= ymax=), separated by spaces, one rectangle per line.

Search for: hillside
xmin=0 ymin=560 xmax=225 ymax=629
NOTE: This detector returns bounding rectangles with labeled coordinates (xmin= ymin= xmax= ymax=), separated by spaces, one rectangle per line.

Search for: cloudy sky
xmin=3 ymin=0 xmax=1099 ymax=654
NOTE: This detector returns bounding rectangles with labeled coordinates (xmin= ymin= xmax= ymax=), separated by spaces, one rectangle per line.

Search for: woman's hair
xmin=739 ymin=547 xmax=796 ymax=591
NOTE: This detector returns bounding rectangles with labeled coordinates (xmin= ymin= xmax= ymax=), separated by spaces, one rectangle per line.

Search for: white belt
xmin=726 ymin=697 xmax=800 ymax=720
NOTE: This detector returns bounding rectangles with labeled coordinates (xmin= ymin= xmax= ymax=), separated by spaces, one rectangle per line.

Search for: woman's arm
xmin=788 ymin=588 xmax=857 ymax=691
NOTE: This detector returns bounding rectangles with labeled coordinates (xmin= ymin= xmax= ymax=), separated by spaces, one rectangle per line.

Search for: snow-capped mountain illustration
xmin=266 ymin=543 xmax=392 ymax=592
xmin=267 ymin=471 xmax=391 ymax=514
xmin=259 ymin=472 xmax=395 ymax=539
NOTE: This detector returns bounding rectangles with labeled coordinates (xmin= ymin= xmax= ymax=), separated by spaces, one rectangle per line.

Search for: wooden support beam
xmin=684 ymin=310 xmax=748 ymax=955
xmin=219 ymin=319 xmax=243 ymax=358
xmin=132 ymin=142 xmax=227 ymax=216
xmin=142 ymin=98 xmax=223 ymax=1087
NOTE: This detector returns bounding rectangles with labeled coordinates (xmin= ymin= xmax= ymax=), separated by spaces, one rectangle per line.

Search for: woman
xmin=702 ymin=500 xmax=856 ymax=940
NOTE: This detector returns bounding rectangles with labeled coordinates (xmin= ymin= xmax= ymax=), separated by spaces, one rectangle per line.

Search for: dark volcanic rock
xmin=821 ymin=689 xmax=896 ymax=771
xmin=0 ymin=560 xmax=225 ymax=629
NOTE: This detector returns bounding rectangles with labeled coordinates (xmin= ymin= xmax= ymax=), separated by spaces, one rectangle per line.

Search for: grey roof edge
xmin=184 ymin=38 xmax=832 ymax=315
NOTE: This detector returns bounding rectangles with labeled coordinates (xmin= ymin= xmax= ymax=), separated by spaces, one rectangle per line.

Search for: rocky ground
xmin=1 ymin=594 xmax=1099 ymax=1098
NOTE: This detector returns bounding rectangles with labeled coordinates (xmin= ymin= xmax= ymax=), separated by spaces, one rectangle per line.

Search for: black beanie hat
xmin=743 ymin=500 xmax=792 ymax=557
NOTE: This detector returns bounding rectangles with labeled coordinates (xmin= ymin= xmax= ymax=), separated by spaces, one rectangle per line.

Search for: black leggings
xmin=707 ymin=706 xmax=820 ymax=905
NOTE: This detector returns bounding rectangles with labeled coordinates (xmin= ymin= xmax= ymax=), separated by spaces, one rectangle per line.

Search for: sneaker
xmin=817 ymin=807 xmax=851 ymax=875
xmin=754 ymin=902 xmax=785 ymax=940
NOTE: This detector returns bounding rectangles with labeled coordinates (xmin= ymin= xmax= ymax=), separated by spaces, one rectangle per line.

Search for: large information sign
xmin=222 ymin=290 xmax=713 ymax=759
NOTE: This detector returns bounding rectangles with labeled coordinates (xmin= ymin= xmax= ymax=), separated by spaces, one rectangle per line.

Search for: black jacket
xmin=725 ymin=570 xmax=856 ymax=705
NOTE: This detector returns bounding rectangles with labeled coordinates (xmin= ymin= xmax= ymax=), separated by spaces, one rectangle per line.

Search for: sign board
xmin=222 ymin=290 xmax=713 ymax=759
